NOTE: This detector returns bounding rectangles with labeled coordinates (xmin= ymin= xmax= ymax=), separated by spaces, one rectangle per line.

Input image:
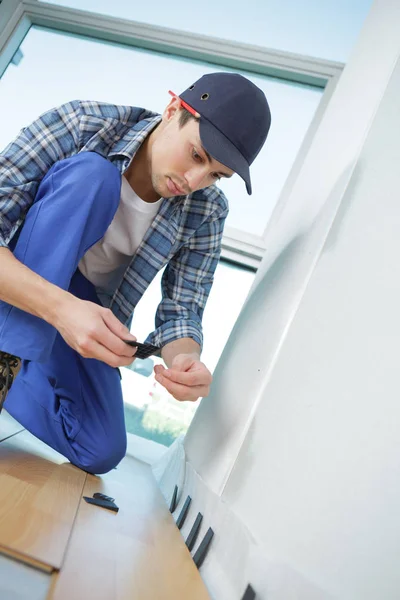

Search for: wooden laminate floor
xmin=0 ymin=411 xmax=210 ymax=600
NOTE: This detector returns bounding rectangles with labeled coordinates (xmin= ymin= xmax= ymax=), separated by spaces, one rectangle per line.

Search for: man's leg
xmin=0 ymin=152 xmax=126 ymax=472
xmin=4 ymin=269 xmax=127 ymax=474
xmin=0 ymin=151 xmax=121 ymax=362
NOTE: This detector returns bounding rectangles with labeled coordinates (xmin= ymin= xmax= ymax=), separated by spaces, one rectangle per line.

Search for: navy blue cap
xmin=178 ymin=72 xmax=271 ymax=195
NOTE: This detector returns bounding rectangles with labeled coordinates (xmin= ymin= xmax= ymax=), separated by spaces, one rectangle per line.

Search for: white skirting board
xmin=152 ymin=437 xmax=331 ymax=600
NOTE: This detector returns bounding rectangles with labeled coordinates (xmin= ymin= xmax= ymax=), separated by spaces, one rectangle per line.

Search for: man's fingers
xmin=98 ymin=310 xmax=137 ymax=358
xmin=161 ymin=369 xmax=211 ymax=387
xmin=155 ymin=373 xmax=209 ymax=401
xmin=88 ymin=341 xmax=136 ymax=368
xmin=102 ymin=309 xmax=136 ymax=342
xmin=154 ymin=364 xmax=166 ymax=376
xmin=97 ymin=325 xmax=137 ymax=358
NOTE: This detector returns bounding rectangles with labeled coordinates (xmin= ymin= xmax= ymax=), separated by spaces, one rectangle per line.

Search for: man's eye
xmin=192 ymin=149 xmax=202 ymax=162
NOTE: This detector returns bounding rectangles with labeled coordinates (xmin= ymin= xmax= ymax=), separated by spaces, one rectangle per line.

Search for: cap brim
xmin=199 ymin=118 xmax=252 ymax=195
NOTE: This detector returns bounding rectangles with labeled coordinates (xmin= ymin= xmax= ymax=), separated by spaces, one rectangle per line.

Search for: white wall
xmin=222 ymin=54 xmax=400 ymax=599
xmin=185 ymin=0 xmax=400 ymax=495
xmin=180 ymin=1 xmax=400 ymax=597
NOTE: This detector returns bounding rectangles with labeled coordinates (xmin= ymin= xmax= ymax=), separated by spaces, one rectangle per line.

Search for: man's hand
xmin=53 ymin=294 xmax=137 ymax=368
xmin=0 ymin=248 xmax=136 ymax=368
xmin=154 ymin=353 xmax=212 ymax=402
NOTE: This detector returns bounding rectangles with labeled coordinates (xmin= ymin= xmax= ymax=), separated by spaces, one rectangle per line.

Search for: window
xmin=122 ymin=260 xmax=255 ymax=446
xmin=0 ymin=26 xmax=323 ymax=237
xmin=39 ymin=0 xmax=373 ymax=62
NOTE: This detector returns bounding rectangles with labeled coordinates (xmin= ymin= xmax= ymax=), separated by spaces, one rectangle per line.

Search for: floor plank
xmin=0 ymin=410 xmax=24 ymax=442
xmin=0 ymin=552 xmax=52 ymax=600
xmin=0 ymin=544 xmax=53 ymax=574
xmin=0 ymin=430 xmax=87 ymax=569
xmin=51 ymin=456 xmax=210 ymax=600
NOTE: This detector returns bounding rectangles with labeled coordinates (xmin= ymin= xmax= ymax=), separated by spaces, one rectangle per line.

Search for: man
xmin=0 ymin=72 xmax=271 ymax=473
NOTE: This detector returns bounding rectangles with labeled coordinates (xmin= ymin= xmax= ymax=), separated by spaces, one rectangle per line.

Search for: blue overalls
xmin=0 ymin=152 xmax=129 ymax=474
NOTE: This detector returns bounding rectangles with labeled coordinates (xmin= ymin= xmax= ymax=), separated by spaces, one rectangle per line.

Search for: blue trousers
xmin=0 ymin=152 xmax=128 ymax=474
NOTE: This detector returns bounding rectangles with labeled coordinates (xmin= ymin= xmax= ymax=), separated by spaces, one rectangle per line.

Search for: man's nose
xmin=185 ymin=168 xmax=207 ymax=192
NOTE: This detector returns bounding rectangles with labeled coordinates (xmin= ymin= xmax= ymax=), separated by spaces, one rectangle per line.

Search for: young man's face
xmin=149 ymin=98 xmax=235 ymax=198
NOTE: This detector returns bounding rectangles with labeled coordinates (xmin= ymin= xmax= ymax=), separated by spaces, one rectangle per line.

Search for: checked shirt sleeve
xmin=0 ymin=100 xmax=82 ymax=247
xmin=146 ymin=193 xmax=229 ymax=352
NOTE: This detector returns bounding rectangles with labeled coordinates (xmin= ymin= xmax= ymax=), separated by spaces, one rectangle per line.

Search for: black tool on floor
xmin=176 ymin=495 xmax=192 ymax=529
xmin=124 ymin=340 xmax=160 ymax=359
xmin=240 ymin=584 xmax=256 ymax=600
xmin=185 ymin=512 xmax=203 ymax=551
xmin=84 ymin=492 xmax=119 ymax=513
xmin=93 ymin=492 xmax=115 ymax=503
xmin=193 ymin=527 xmax=214 ymax=569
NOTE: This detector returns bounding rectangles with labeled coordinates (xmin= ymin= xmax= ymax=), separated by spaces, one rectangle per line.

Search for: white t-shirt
xmin=78 ymin=175 xmax=162 ymax=293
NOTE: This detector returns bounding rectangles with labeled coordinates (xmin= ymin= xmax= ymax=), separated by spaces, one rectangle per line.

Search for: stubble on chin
xmin=151 ymin=173 xmax=164 ymax=198
xmin=154 ymin=173 xmax=175 ymax=199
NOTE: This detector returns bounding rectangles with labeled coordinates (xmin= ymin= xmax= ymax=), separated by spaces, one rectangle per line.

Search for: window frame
xmin=0 ymin=0 xmax=343 ymax=269
xmin=0 ymin=0 xmax=343 ymax=457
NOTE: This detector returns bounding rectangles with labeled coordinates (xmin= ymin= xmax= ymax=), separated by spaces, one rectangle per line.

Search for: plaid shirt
xmin=0 ymin=100 xmax=229 ymax=349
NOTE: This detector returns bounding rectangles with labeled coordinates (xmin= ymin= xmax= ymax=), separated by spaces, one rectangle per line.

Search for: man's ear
xmin=162 ymin=96 xmax=181 ymax=122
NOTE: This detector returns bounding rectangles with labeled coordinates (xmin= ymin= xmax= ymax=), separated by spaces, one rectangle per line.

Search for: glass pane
xmin=39 ymin=0 xmax=373 ymax=62
xmin=0 ymin=26 xmax=322 ymax=236
xmin=122 ymin=260 xmax=255 ymax=446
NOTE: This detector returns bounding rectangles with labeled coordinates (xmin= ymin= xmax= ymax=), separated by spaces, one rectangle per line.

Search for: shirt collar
xmin=108 ymin=113 xmax=162 ymax=162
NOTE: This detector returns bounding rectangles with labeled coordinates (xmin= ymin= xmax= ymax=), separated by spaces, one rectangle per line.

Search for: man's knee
xmin=74 ymin=434 xmax=127 ymax=475
xmin=34 ymin=151 xmax=121 ymax=230
xmin=52 ymin=151 xmax=119 ymax=189
xmin=38 ymin=151 xmax=120 ymax=206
